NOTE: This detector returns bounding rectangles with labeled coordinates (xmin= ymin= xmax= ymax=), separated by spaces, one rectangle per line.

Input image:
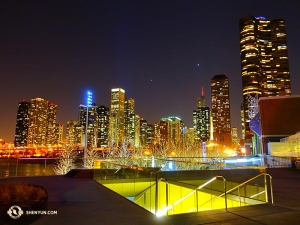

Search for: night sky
xmin=1 ymin=0 xmax=300 ymax=142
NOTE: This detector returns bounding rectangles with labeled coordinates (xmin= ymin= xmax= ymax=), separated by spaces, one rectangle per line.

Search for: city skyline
xmin=1 ymin=1 xmax=300 ymax=142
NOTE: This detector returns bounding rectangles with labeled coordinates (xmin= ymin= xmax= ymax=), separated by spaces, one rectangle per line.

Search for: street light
xmin=84 ymin=90 xmax=93 ymax=168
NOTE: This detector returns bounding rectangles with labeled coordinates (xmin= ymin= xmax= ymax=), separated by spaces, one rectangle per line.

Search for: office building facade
xmin=14 ymin=101 xmax=30 ymax=147
xmin=211 ymin=74 xmax=232 ymax=146
xmin=109 ymin=88 xmax=125 ymax=145
xmin=239 ymin=16 xmax=291 ymax=141
xmin=193 ymin=87 xmax=210 ymax=142
xmin=27 ymin=98 xmax=58 ymax=147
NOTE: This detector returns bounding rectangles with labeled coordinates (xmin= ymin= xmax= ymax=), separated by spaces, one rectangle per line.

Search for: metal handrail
xmin=155 ymin=176 xmax=226 ymax=217
xmin=134 ymin=178 xmax=166 ymax=203
xmin=198 ymin=173 xmax=273 ymax=209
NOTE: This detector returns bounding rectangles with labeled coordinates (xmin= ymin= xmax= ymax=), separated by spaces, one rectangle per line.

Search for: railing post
xmin=44 ymin=158 xmax=47 ymax=174
xmin=155 ymin=172 xmax=159 ymax=215
xmin=196 ymin=190 xmax=199 ymax=212
xmin=223 ymin=177 xmax=227 ymax=211
xmin=264 ymin=173 xmax=268 ymax=202
xmin=166 ymin=180 xmax=168 ymax=215
xmin=238 ymin=186 xmax=241 ymax=206
xmin=15 ymin=158 xmax=18 ymax=176
xmin=269 ymin=175 xmax=274 ymax=205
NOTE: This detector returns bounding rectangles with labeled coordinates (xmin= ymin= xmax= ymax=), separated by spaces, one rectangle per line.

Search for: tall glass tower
xmin=14 ymin=101 xmax=30 ymax=147
xmin=27 ymin=98 xmax=57 ymax=146
xmin=193 ymin=87 xmax=210 ymax=142
xmin=211 ymin=74 xmax=231 ymax=146
xmin=109 ymin=88 xmax=125 ymax=145
xmin=240 ymin=16 xmax=291 ymax=141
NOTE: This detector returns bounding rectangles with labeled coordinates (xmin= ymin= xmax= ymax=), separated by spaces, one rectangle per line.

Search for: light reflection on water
xmin=0 ymin=158 xmax=57 ymax=178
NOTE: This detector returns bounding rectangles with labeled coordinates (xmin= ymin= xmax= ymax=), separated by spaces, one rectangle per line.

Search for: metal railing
xmin=197 ymin=173 xmax=273 ymax=210
xmin=154 ymin=173 xmax=273 ymax=216
xmin=94 ymin=160 xmax=273 ymax=216
xmin=155 ymin=176 xmax=227 ymax=216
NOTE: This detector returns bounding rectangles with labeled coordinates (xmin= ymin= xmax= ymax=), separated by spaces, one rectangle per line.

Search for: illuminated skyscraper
xmin=197 ymin=87 xmax=206 ymax=108
xmin=231 ymin=127 xmax=239 ymax=147
xmin=193 ymin=87 xmax=210 ymax=142
xmin=124 ymin=98 xmax=134 ymax=140
xmin=54 ymin=124 xmax=63 ymax=145
xmin=109 ymin=88 xmax=125 ymax=145
xmin=79 ymin=104 xmax=97 ymax=147
xmin=77 ymin=103 xmax=110 ymax=148
xmin=239 ymin=16 xmax=291 ymax=141
xmin=134 ymin=114 xmax=140 ymax=147
xmin=46 ymin=103 xmax=57 ymax=145
xmin=156 ymin=117 xmax=184 ymax=144
xmin=140 ymin=119 xmax=148 ymax=146
xmin=66 ymin=120 xmax=82 ymax=147
xmin=146 ymin=124 xmax=154 ymax=147
xmin=211 ymin=74 xmax=232 ymax=146
xmin=27 ymin=98 xmax=57 ymax=146
xmin=14 ymin=101 xmax=30 ymax=147
xmin=193 ymin=108 xmax=210 ymax=142
xmin=96 ymin=105 xmax=109 ymax=148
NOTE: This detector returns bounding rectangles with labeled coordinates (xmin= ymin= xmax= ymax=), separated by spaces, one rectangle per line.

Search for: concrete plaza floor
xmin=2 ymin=167 xmax=300 ymax=225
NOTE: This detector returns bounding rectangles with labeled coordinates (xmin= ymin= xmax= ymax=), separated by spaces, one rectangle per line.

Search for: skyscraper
xmin=156 ymin=117 xmax=184 ymax=144
xmin=140 ymin=119 xmax=148 ymax=146
xmin=109 ymin=88 xmax=125 ymax=145
xmin=27 ymin=98 xmax=57 ymax=146
xmin=197 ymin=87 xmax=206 ymax=108
xmin=96 ymin=105 xmax=109 ymax=148
xmin=14 ymin=101 xmax=30 ymax=147
xmin=211 ymin=74 xmax=232 ymax=146
xmin=193 ymin=108 xmax=210 ymax=142
xmin=66 ymin=120 xmax=82 ymax=147
xmin=54 ymin=124 xmax=63 ymax=145
xmin=79 ymin=104 xmax=97 ymax=147
xmin=46 ymin=103 xmax=57 ymax=145
xmin=77 ymin=103 xmax=110 ymax=148
xmin=193 ymin=87 xmax=210 ymax=142
xmin=239 ymin=16 xmax=291 ymax=141
xmin=146 ymin=124 xmax=154 ymax=147
xmin=124 ymin=98 xmax=135 ymax=141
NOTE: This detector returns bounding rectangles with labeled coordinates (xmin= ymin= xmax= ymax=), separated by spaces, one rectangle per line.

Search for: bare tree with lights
xmin=53 ymin=145 xmax=78 ymax=175
xmin=84 ymin=146 xmax=100 ymax=169
xmin=130 ymin=144 xmax=147 ymax=167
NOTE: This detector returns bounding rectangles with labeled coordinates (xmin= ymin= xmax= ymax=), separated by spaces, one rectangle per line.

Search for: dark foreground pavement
xmin=2 ymin=168 xmax=300 ymax=225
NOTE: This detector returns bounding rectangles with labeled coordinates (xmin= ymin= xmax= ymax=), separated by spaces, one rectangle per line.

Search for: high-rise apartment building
xmin=27 ymin=98 xmax=57 ymax=146
xmin=14 ymin=101 xmax=30 ymax=147
xmin=211 ymin=74 xmax=232 ymax=146
xmin=96 ymin=105 xmax=109 ymax=148
xmin=140 ymin=119 xmax=148 ymax=146
xmin=193 ymin=87 xmax=210 ymax=142
xmin=46 ymin=103 xmax=57 ymax=145
xmin=79 ymin=104 xmax=97 ymax=147
xmin=146 ymin=124 xmax=154 ymax=147
xmin=109 ymin=88 xmax=125 ymax=145
xmin=54 ymin=124 xmax=63 ymax=145
xmin=134 ymin=114 xmax=140 ymax=147
xmin=193 ymin=108 xmax=210 ymax=142
xmin=239 ymin=16 xmax=291 ymax=141
xmin=78 ymin=103 xmax=110 ymax=148
xmin=156 ymin=117 xmax=184 ymax=144
xmin=124 ymin=98 xmax=135 ymax=141
xmin=231 ymin=127 xmax=239 ymax=147
xmin=66 ymin=120 xmax=82 ymax=147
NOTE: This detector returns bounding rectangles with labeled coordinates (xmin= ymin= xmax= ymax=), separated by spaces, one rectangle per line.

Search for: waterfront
xmin=0 ymin=158 xmax=57 ymax=178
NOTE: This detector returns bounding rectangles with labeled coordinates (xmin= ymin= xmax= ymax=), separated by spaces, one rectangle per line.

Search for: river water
xmin=0 ymin=158 xmax=57 ymax=178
